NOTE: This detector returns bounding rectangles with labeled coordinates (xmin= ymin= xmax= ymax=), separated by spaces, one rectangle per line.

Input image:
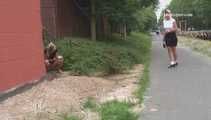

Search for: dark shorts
xmin=164 ymin=32 xmax=178 ymax=47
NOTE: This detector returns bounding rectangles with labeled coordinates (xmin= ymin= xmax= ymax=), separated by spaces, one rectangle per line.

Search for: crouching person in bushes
xmin=44 ymin=42 xmax=64 ymax=73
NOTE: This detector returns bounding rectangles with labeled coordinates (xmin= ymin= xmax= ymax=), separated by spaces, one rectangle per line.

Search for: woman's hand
xmin=164 ymin=29 xmax=171 ymax=34
xmin=165 ymin=28 xmax=176 ymax=33
xmin=166 ymin=29 xmax=171 ymax=33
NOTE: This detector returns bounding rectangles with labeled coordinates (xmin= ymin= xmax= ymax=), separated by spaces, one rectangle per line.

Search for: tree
xmin=86 ymin=0 xmax=158 ymax=40
xmin=167 ymin=0 xmax=211 ymax=30
xmin=134 ymin=6 xmax=157 ymax=32
xmin=97 ymin=0 xmax=158 ymax=37
xmin=90 ymin=0 xmax=96 ymax=41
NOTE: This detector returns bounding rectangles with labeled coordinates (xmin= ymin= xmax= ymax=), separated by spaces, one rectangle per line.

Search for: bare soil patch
xmin=0 ymin=64 xmax=144 ymax=120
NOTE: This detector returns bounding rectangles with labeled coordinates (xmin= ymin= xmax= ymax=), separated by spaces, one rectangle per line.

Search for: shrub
xmin=55 ymin=33 xmax=151 ymax=75
xmin=100 ymin=101 xmax=138 ymax=120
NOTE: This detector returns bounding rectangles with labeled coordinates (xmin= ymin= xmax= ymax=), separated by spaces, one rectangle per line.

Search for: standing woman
xmin=163 ymin=9 xmax=178 ymax=68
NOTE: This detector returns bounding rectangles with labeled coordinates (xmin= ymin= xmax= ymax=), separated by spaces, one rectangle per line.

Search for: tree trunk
xmin=90 ymin=0 xmax=96 ymax=41
xmin=102 ymin=16 xmax=109 ymax=38
xmin=123 ymin=23 xmax=127 ymax=40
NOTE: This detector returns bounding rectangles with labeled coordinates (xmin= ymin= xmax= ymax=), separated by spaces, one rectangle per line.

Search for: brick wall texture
xmin=0 ymin=0 xmax=46 ymax=92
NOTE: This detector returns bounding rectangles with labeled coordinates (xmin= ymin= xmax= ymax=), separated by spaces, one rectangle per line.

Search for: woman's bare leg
xmin=167 ymin=47 xmax=173 ymax=63
xmin=172 ymin=47 xmax=178 ymax=62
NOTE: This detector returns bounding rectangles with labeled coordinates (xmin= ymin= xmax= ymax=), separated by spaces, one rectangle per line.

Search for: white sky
xmin=156 ymin=0 xmax=172 ymax=20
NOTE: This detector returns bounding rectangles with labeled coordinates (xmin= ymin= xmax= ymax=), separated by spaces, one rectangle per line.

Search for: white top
xmin=163 ymin=18 xmax=175 ymax=29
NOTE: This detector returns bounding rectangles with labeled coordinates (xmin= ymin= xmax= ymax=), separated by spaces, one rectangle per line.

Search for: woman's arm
xmin=170 ymin=21 xmax=178 ymax=32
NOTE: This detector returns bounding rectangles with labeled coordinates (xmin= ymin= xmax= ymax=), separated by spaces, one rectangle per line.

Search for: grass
xmin=56 ymin=33 xmax=152 ymax=120
xmin=55 ymin=32 xmax=151 ymax=75
xmin=97 ymin=33 xmax=151 ymax=120
xmin=135 ymin=34 xmax=151 ymax=103
xmin=99 ymin=101 xmax=138 ymax=120
xmin=83 ymin=97 xmax=98 ymax=111
xmin=136 ymin=62 xmax=150 ymax=104
xmin=179 ymin=36 xmax=211 ymax=57
xmin=61 ymin=115 xmax=80 ymax=120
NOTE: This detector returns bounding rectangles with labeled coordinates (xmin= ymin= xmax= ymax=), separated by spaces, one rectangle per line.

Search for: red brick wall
xmin=0 ymin=0 xmax=46 ymax=92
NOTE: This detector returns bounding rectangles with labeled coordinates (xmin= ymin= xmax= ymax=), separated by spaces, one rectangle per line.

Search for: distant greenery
xmin=167 ymin=0 xmax=211 ymax=30
xmin=96 ymin=0 xmax=158 ymax=32
xmin=133 ymin=6 xmax=157 ymax=32
xmin=56 ymin=33 xmax=151 ymax=75
xmin=84 ymin=0 xmax=158 ymax=40
xmin=99 ymin=101 xmax=138 ymax=120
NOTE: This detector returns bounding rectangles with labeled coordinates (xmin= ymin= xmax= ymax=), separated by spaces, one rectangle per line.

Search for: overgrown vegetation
xmin=166 ymin=0 xmax=211 ymax=30
xmin=56 ymin=33 xmax=151 ymax=75
xmin=136 ymin=62 xmax=151 ymax=103
xmin=56 ymin=32 xmax=152 ymax=120
xmin=135 ymin=35 xmax=151 ymax=103
xmin=179 ymin=36 xmax=211 ymax=57
xmin=99 ymin=101 xmax=138 ymax=120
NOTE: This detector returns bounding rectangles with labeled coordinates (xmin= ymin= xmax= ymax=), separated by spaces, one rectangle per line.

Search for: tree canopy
xmin=87 ymin=0 xmax=158 ymax=40
xmin=167 ymin=0 xmax=211 ymax=30
xmin=96 ymin=0 xmax=158 ymax=29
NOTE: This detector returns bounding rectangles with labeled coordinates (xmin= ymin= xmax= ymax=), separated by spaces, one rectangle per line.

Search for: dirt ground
xmin=0 ymin=64 xmax=144 ymax=120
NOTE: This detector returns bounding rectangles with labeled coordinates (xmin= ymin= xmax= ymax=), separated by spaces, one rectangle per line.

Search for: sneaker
xmin=168 ymin=64 xmax=174 ymax=68
xmin=168 ymin=63 xmax=177 ymax=68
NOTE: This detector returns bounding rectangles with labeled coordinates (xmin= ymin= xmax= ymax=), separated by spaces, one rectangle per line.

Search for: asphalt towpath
xmin=140 ymin=34 xmax=211 ymax=120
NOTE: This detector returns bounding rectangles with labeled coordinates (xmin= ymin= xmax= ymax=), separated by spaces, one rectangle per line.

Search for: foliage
xmin=96 ymin=0 xmax=136 ymax=24
xmin=167 ymin=0 xmax=211 ymax=30
xmin=100 ymin=101 xmax=138 ymax=120
xmin=83 ymin=97 xmax=98 ymax=111
xmin=55 ymin=33 xmax=151 ymax=75
xmin=133 ymin=6 xmax=157 ymax=32
xmin=134 ymin=34 xmax=151 ymax=103
xmin=94 ymin=0 xmax=158 ymax=33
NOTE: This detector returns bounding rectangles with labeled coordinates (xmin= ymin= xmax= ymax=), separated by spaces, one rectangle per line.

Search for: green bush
xmin=55 ymin=33 xmax=151 ymax=75
xmin=100 ymin=101 xmax=138 ymax=120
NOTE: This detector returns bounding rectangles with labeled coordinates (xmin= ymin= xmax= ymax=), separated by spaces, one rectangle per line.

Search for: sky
xmin=156 ymin=0 xmax=172 ymax=20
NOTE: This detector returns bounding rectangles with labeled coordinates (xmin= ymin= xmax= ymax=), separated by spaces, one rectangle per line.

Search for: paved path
xmin=140 ymin=34 xmax=211 ymax=120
